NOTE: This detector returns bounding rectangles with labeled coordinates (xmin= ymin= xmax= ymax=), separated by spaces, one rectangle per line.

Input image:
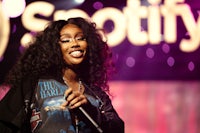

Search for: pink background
xmin=109 ymin=81 xmax=200 ymax=133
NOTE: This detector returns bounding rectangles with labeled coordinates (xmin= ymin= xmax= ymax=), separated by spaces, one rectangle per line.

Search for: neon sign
xmin=0 ymin=0 xmax=200 ymax=59
xmin=0 ymin=2 xmax=10 ymax=59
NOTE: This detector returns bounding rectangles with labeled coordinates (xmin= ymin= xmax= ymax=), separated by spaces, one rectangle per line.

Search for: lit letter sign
xmin=0 ymin=2 xmax=10 ymax=59
xmin=1 ymin=0 xmax=200 ymax=59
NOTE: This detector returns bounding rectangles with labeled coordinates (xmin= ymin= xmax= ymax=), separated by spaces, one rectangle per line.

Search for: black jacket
xmin=0 ymin=77 xmax=124 ymax=133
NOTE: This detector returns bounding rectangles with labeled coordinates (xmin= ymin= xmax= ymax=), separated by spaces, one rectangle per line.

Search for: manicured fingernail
xmin=63 ymin=94 xmax=66 ymax=99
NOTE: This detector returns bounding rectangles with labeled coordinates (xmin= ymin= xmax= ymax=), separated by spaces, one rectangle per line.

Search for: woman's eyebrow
xmin=60 ymin=34 xmax=71 ymax=38
xmin=60 ymin=32 xmax=84 ymax=37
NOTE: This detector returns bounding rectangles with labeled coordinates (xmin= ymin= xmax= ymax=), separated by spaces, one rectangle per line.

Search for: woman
xmin=0 ymin=17 xmax=124 ymax=133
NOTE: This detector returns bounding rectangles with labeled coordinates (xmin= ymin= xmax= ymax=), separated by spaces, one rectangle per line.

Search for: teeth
xmin=70 ymin=51 xmax=82 ymax=57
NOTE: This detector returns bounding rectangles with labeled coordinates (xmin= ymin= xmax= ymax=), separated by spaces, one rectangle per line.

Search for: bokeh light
xmin=74 ymin=0 xmax=85 ymax=4
xmin=126 ymin=57 xmax=135 ymax=68
xmin=167 ymin=56 xmax=175 ymax=67
xmin=188 ymin=61 xmax=195 ymax=71
xmin=146 ymin=48 xmax=155 ymax=58
xmin=2 ymin=0 xmax=26 ymax=18
xmin=93 ymin=1 xmax=103 ymax=10
xmin=162 ymin=43 xmax=170 ymax=54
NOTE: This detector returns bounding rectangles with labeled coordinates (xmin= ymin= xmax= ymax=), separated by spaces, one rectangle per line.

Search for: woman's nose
xmin=71 ymin=42 xmax=80 ymax=48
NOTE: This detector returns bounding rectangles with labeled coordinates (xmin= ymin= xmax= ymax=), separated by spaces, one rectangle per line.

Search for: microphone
xmin=64 ymin=81 xmax=104 ymax=132
xmin=78 ymin=106 xmax=103 ymax=133
xmin=64 ymin=93 xmax=103 ymax=132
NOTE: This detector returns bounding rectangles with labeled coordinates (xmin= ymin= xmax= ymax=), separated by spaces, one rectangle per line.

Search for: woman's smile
xmin=69 ymin=50 xmax=84 ymax=58
xmin=59 ymin=24 xmax=88 ymax=66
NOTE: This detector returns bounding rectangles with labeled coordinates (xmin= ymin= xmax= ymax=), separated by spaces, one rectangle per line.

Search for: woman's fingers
xmin=63 ymin=88 xmax=88 ymax=109
xmin=60 ymin=100 xmax=69 ymax=109
xmin=69 ymin=95 xmax=87 ymax=108
xmin=64 ymin=88 xmax=73 ymax=99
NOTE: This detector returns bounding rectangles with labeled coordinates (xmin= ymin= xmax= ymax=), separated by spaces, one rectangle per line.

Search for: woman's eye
xmin=60 ymin=39 xmax=71 ymax=43
xmin=76 ymin=36 xmax=86 ymax=41
xmin=59 ymin=36 xmax=86 ymax=44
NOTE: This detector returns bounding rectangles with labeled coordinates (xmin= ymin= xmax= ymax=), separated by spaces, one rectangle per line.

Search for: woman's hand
xmin=61 ymin=88 xmax=88 ymax=109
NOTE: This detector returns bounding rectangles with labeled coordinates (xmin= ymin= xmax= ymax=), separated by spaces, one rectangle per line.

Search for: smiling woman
xmin=0 ymin=17 xmax=124 ymax=133
xmin=59 ymin=24 xmax=87 ymax=66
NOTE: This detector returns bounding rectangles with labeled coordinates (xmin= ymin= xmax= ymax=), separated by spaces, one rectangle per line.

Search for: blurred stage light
xmin=49 ymin=0 xmax=85 ymax=10
xmin=74 ymin=0 xmax=85 ymax=4
xmin=2 ymin=0 xmax=26 ymax=18
xmin=188 ymin=61 xmax=195 ymax=71
xmin=93 ymin=1 xmax=103 ymax=10
xmin=167 ymin=57 xmax=175 ymax=67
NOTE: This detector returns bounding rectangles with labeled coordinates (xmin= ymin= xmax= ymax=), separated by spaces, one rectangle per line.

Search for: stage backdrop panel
xmin=109 ymin=81 xmax=200 ymax=133
xmin=0 ymin=0 xmax=200 ymax=81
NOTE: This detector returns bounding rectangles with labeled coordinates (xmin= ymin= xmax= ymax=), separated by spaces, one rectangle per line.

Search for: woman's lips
xmin=69 ymin=50 xmax=83 ymax=58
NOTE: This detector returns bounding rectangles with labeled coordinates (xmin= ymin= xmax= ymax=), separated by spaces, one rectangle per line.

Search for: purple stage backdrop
xmin=0 ymin=0 xmax=200 ymax=81
xmin=0 ymin=0 xmax=200 ymax=133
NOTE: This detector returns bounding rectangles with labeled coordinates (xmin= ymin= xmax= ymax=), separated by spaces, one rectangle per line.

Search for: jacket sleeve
xmin=0 ymin=77 xmax=35 ymax=133
xmin=82 ymin=87 xmax=124 ymax=133
xmin=98 ymin=90 xmax=124 ymax=133
xmin=0 ymin=86 xmax=24 ymax=132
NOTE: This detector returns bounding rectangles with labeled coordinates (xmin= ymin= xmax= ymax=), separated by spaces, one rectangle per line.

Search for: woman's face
xmin=59 ymin=24 xmax=88 ymax=67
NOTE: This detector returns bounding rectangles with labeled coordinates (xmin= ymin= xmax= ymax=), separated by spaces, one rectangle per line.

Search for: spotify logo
xmin=0 ymin=2 xmax=10 ymax=60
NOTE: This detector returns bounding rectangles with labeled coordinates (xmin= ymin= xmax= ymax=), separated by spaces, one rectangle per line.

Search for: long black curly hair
xmin=5 ymin=17 xmax=114 ymax=92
